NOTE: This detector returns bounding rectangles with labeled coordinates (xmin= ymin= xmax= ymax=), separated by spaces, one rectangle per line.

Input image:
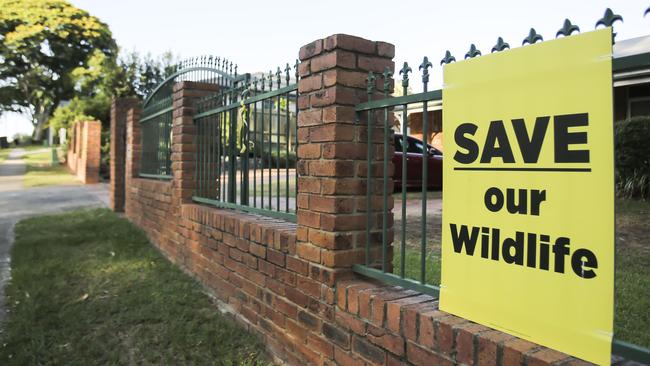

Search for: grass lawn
xmin=22 ymin=147 xmax=79 ymax=188
xmin=392 ymin=197 xmax=650 ymax=348
xmin=0 ymin=209 xmax=270 ymax=365
xmin=613 ymin=198 xmax=650 ymax=347
xmin=1 ymin=145 xmax=45 ymax=165
xmin=0 ymin=149 xmax=9 ymax=164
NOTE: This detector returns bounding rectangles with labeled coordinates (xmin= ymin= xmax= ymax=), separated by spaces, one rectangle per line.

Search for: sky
xmin=1 ymin=0 xmax=648 ymax=138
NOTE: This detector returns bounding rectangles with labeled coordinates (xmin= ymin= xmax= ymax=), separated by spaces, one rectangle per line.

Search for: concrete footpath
xmin=0 ymin=149 xmax=108 ymax=324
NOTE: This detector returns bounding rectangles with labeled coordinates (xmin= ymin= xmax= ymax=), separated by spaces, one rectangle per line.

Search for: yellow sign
xmin=440 ymin=28 xmax=613 ymax=365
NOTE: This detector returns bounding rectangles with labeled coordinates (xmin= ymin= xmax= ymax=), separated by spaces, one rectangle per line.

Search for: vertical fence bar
xmin=243 ymin=77 xmax=250 ymax=206
xmin=260 ymin=79 xmax=266 ymax=209
xmin=166 ymin=107 xmax=171 ymax=175
xmin=197 ymin=118 xmax=202 ymax=195
xmin=228 ymin=91 xmax=237 ymax=203
xmin=217 ymin=112 xmax=222 ymax=201
xmin=419 ymin=57 xmax=432 ymax=283
xmin=268 ymin=72 xmax=273 ymax=210
xmin=276 ymin=69 xmax=281 ymax=212
xmin=220 ymin=111 xmax=225 ymax=202
xmin=194 ymin=118 xmax=199 ymax=195
xmin=365 ymin=72 xmax=375 ymax=267
xmin=199 ymin=115 xmax=204 ymax=197
xmin=210 ymin=113 xmax=215 ymax=199
xmin=294 ymin=60 xmax=299 ymax=211
xmin=381 ymin=68 xmax=391 ymax=272
xmin=285 ymin=65 xmax=290 ymax=213
xmin=400 ymin=63 xmax=411 ymax=278
xmin=253 ymin=81 xmax=258 ymax=208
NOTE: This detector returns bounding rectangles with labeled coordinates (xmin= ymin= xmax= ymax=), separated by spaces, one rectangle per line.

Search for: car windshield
xmin=395 ymin=135 xmax=426 ymax=154
xmin=395 ymin=135 xmax=442 ymax=156
xmin=406 ymin=137 xmax=425 ymax=154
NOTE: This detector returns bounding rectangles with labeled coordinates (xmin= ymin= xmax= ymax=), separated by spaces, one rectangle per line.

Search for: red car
xmin=393 ymin=134 xmax=443 ymax=189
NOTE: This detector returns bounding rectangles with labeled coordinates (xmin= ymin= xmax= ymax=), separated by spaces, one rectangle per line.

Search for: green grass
xmin=393 ymin=189 xmax=442 ymax=200
xmin=22 ymin=148 xmax=79 ymax=187
xmin=613 ymin=198 xmax=650 ymax=347
xmin=392 ymin=248 xmax=441 ymax=285
xmin=0 ymin=209 xmax=270 ymax=365
xmin=1 ymin=145 xmax=45 ymax=165
xmin=394 ymin=198 xmax=650 ymax=348
xmin=0 ymin=149 xmax=9 ymax=164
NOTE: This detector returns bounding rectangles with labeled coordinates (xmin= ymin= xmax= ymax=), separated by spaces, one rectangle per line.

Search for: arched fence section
xmin=139 ymin=56 xmax=245 ymax=178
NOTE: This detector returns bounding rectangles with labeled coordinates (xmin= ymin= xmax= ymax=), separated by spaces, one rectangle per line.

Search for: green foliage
xmin=48 ymin=98 xmax=95 ymax=131
xmin=11 ymin=133 xmax=33 ymax=145
xmin=0 ymin=0 xmax=116 ymax=138
xmin=117 ymin=50 xmax=178 ymax=99
xmin=615 ymin=117 xmax=650 ymax=200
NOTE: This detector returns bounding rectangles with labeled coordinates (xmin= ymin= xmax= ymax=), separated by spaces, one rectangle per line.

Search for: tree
xmin=48 ymin=51 xmax=179 ymax=131
xmin=118 ymin=50 xmax=178 ymax=99
xmin=0 ymin=0 xmax=116 ymax=140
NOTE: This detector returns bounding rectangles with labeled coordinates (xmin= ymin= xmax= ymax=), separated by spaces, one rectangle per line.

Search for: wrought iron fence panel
xmin=193 ymin=62 xmax=299 ymax=222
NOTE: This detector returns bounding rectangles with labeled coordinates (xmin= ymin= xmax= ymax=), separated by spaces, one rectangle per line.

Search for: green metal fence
xmin=192 ymin=62 xmax=299 ymax=222
xmin=354 ymin=64 xmax=443 ymax=298
xmin=353 ymin=8 xmax=650 ymax=364
xmin=139 ymin=56 xmax=241 ymax=179
xmin=140 ymin=95 xmax=173 ymax=178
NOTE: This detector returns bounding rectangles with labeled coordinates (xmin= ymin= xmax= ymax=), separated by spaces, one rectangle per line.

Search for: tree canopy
xmin=0 ymin=0 xmax=116 ymax=139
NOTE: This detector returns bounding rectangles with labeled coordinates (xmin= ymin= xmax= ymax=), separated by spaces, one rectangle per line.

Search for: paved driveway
xmin=0 ymin=149 xmax=108 ymax=323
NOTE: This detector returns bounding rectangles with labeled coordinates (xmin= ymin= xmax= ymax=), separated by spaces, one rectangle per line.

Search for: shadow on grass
xmin=0 ymin=209 xmax=270 ymax=365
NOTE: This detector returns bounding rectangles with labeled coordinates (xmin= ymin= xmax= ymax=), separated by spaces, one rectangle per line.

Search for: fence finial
xmin=268 ymin=70 xmax=274 ymax=91
xmin=294 ymin=59 xmax=299 ymax=81
xmin=557 ymin=19 xmax=580 ymax=38
xmin=491 ymin=37 xmax=510 ymax=53
xmin=440 ymin=51 xmax=456 ymax=65
xmin=383 ymin=67 xmax=393 ymax=96
xmin=596 ymin=8 xmax=623 ymax=43
xmin=399 ymin=62 xmax=412 ymax=92
xmin=522 ymin=28 xmax=543 ymax=45
xmin=285 ymin=63 xmax=291 ymax=86
xmin=419 ymin=56 xmax=432 ymax=84
xmin=596 ymin=8 xmax=623 ymax=28
xmin=366 ymin=71 xmax=376 ymax=95
xmin=464 ymin=44 xmax=481 ymax=59
xmin=241 ymin=75 xmax=251 ymax=99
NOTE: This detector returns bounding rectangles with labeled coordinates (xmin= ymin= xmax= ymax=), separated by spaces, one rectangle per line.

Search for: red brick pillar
xmin=125 ymin=106 xmax=142 ymax=216
xmin=110 ymin=97 xmax=139 ymax=211
xmin=296 ymin=34 xmax=395 ymax=282
xmin=80 ymin=120 xmax=101 ymax=184
xmin=170 ymin=82 xmax=219 ymax=213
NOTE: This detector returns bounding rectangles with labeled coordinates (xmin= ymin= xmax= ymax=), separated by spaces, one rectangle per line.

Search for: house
xmin=398 ymin=35 xmax=650 ymax=152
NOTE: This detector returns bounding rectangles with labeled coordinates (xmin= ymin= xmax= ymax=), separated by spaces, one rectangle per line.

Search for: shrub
xmin=615 ymin=116 xmax=650 ymax=200
xmin=12 ymin=133 xmax=33 ymax=146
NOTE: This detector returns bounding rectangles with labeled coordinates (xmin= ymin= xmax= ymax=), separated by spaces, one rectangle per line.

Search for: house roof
xmin=613 ymin=35 xmax=650 ymax=86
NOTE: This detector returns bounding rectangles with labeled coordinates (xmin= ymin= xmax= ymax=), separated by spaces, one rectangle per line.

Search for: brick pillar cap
xmin=299 ymin=34 xmax=395 ymax=61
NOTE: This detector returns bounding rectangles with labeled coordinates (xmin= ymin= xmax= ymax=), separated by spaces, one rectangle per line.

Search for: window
xmin=628 ymin=96 xmax=650 ymax=118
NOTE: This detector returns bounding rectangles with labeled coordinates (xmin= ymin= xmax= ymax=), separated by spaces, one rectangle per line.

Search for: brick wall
xmin=112 ymin=34 xmax=593 ymax=366
xmin=110 ymin=97 xmax=139 ymax=211
xmin=67 ymin=120 xmax=101 ymax=184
